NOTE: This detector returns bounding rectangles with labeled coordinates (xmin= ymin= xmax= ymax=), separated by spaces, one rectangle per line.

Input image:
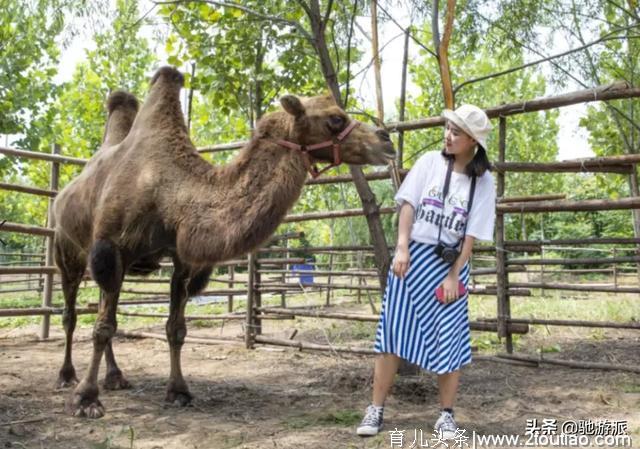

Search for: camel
xmin=53 ymin=66 xmax=395 ymax=418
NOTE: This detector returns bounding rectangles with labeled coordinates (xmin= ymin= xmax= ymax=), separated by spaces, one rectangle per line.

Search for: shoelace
xmin=439 ymin=412 xmax=457 ymax=432
xmin=361 ymin=406 xmax=382 ymax=426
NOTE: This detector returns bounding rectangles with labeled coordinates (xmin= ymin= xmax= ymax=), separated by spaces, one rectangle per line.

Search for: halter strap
xmin=273 ymin=120 xmax=360 ymax=178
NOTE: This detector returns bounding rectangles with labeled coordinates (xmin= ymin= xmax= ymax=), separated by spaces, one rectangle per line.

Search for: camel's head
xmin=278 ymin=94 xmax=395 ymax=167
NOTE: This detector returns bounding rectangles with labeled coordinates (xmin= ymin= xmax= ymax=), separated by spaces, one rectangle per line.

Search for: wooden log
xmin=256 ymin=282 xmax=380 ymax=291
xmin=256 ymin=308 xmax=529 ymax=334
xmin=474 ymin=245 xmax=541 ymax=254
xmin=0 ymin=146 xmax=87 ymax=165
xmin=0 ymin=222 xmax=54 ymax=237
xmin=254 ymin=335 xmax=377 ymax=355
xmin=0 ymin=287 xmax=49 ymax=294
xmin=496 ymin=117 xmax=511 ymax=349
xmin=0 ymin=252 xmax=45 ymax=257
xmin=258 ymin=245 xmax=385 ymax=253
xmin=471 ymin=266 xmax=527 ymax=275
xmin=506 ymin=256 xmax=640 ymax=266
xmin=117 ymin=311 xmax=249 ymax=321
xmin=257 ymin=257 xmax=306 ymax=265
xmin=123 ymin=277 xmax=172 ymax=284
xmin=117 ymin=330 xmax=244 ymax=346
xmin=121 ymin=288 xmax=248 ymax=296
xmin=498 ymin=194 xmax=566 ymax=203
xmin=197 ymin=141 xmax=245 ymax=153
xmin=480 ymin=317 xmax=640 ymax=330
xmin=40 ymin=143 xmax=59 ymax=339
xmin=497 ymin=197 xmax=640 ymax=213
xmin=495 ymin=153 xmax=640 ymax=173
xmin=508 ymin=282 xmax=640 ymax=294
xmin=283 ymin=207 xmax=395 ymax=223
xmin=0 ymin=266 xmax=58 ymax=275
xmin=0 ymin=307 xmax=96 ymax=317
xmin=506 ymin=237 xmax=640 ymax=246
xmin=496 ymin=164 xmax=631 ymax=175
xmin=386 ymin=81 xmax=640 ymax=132
xmin=228 ymin=265 xmax=235 ymax=313
xmin=0 ymin=182 xmax=57 ymax=198
xmin=256 ymin=269 xmax=380 ymax=277
xmin=496 ymin=353 xmax=640 ymax=374
xmin=245 ymin=252 xmax=257 ymax=349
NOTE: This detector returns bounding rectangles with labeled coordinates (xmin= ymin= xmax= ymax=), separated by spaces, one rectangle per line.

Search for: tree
xmin=0 ymin=0 xmax=65 ymax=175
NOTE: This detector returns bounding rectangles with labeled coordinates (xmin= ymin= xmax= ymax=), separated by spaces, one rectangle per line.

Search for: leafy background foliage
xmin=0 ymin=0 xmax=637 ymax=258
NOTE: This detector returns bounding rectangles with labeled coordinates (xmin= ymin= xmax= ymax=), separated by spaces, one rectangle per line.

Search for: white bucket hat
xmin=442 ymin=104 xmax=492 ymax=150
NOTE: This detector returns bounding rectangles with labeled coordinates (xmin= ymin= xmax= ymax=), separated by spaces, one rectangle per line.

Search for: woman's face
xmin=444 ymin=121 xmax=477 ymax=157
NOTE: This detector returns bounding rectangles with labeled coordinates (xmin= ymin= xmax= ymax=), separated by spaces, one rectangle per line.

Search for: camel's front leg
xmin=165 ymin=263 xmax=192 ymax=406
xmin=66 ymin=288 xmax=120 ymax=418
xmin=103 ymin=340 xmax=131 ymax=390
xmin=100 ymin=292 xmax=131 ymax=390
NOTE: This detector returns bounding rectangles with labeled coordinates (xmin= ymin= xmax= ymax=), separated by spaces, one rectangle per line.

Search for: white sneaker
xmin=434 ymin=410 xmax=459 ymax=440
xmin=357 ymin=405 xmax=384 ymax=436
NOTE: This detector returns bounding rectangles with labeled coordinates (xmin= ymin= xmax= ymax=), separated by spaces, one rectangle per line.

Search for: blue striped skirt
xmin=374 ymin=240 xmax=472 ymax=374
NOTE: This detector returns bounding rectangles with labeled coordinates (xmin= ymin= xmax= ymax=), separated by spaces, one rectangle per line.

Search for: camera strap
xmin=436 ymin=157 xmax=477 ymax=248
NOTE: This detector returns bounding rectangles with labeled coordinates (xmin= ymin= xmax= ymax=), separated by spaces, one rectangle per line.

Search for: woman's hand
xmin=439 ymin=272 xmax=460 ymax=304
xmin=392 ymin=245 xmax=410 ymax=278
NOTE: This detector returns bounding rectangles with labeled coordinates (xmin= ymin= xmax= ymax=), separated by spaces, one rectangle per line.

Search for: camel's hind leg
xmin=67 ymin=240 xmax=123 ymax=418
xmin=165 ymin=259 xmax=191 ymax=405
xmin=54 ymin=236 xmax=85 ymax=388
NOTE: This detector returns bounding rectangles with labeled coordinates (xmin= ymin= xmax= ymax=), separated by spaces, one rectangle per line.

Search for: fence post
xmin=281 ymin=237 xmax=288 ymax=308
xmin=227 ymin=265 xmax=234 ymax=313
xmin=40 ymin=143 xmax=60 ymax=340
xmin=629 ymin=164 xmax=640 ymax=285
xmin=612 ymin=248 xmax=618 ymax=288
xmin=326 ymin=252 xmax=334 ymax=306
xmin=245 ymin=252 xmax=257 ymax=349
xmin=496 ymin=117 xmax=513 ymax=353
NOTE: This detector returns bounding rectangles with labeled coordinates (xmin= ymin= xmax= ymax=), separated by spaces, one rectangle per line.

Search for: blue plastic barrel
xmin=292 ymin=262 xmax=314 ymax=285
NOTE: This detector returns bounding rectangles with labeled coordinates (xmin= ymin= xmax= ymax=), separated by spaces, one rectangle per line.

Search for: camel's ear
xmin=280 ymin=95 xmax=306 ymax=118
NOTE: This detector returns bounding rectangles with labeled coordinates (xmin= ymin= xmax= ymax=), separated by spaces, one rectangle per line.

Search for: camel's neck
xmin=175 ymin=136 xmax=309 ymax=265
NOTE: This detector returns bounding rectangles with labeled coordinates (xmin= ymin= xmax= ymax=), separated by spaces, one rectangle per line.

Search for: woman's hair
xmin=441 ymin=145 xmax=492 ymax=177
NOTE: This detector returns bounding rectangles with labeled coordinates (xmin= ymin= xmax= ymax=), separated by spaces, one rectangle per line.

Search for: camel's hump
xmin=150 ymin=66 xmax=184 ymax=87
xmin=107 ymin=90 xmax=139 ymax=113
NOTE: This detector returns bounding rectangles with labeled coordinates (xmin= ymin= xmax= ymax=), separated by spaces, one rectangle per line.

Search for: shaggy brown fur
xmin=54 ymin=66 xmax=395 ymax=418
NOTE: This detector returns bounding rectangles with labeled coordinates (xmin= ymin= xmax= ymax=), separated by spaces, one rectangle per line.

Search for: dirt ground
xmin=1 ymin=314 xmax=639 ymax=449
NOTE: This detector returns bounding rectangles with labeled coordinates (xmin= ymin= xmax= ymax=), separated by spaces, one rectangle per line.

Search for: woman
xmin=357 ymin=104 xmax=496 ymax=439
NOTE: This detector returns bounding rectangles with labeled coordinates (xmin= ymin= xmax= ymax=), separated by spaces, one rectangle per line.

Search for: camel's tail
xmin=89 ymin=239 xmax=123 ymax=293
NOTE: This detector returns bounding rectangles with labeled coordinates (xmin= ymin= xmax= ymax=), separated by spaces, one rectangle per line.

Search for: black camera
xmin=434 ymin=242 xmax=460 ymax=264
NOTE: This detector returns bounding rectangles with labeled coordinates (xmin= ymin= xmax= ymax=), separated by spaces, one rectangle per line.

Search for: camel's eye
xmin=327 ymin=114 xmax=346 ymax=132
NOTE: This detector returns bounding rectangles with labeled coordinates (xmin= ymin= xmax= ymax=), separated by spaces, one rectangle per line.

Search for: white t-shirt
xmin=395 ymin=151 xmax=496 ymax=246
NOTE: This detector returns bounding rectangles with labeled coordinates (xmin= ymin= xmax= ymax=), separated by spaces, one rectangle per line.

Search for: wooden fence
xmin=1 ymin=81 xmax=639 ymax=373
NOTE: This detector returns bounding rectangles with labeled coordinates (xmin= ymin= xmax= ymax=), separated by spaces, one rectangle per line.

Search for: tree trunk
xmin=306 ymin=0 xmax=391 ymax=289
xmin=432 ymin=0 xmax=457 ymax=108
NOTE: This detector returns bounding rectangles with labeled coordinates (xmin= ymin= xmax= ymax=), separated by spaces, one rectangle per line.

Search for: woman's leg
xmin=437 ymin=370 xmax=460 ymax=408
xmin=372 ymin=353 xmax=401 ymax=405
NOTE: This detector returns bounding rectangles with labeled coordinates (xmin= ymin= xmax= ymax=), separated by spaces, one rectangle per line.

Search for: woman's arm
xmin=440 ymin=235 xmax=475 ymax=303
xmin=392 ymin=201 xmax=415 ymax=278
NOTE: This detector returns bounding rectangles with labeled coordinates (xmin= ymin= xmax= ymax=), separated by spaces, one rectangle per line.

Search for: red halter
xmin=274 ymin=120 xmax=361 ymax=178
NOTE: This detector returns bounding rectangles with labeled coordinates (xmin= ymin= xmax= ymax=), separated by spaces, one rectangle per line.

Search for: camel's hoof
xmin=103 ymin=370 xmax=131 ymax=390
xmin=73 ymin=401 xmax=105 ymax=419
xmin=66 ymin=382 xmax=105 ymax=419
xmin=56 ymin=367 xmax=79 ymax=389
xmin=165 ymin=389 xmax=193 ymax=407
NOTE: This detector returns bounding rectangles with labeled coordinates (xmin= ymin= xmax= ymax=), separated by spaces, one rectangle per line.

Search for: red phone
xmin=435 ymin=281 xmax=467 ymax=303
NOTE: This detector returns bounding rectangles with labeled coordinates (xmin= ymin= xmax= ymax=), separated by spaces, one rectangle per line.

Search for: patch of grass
xmin=284 ymin=409 xmax=362 ymax=429
xmin=622 ymin=383 xmax=640 ymax=393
